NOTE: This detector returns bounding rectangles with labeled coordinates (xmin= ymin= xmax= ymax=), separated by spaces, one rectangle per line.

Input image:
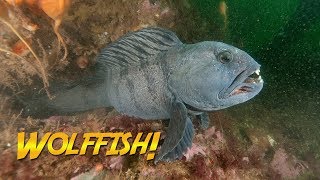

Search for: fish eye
xmin=218 ymin=51 xmax=233 ymax=64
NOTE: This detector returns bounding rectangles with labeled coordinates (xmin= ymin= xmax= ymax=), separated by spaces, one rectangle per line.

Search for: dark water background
xmin=177 ymin=0 xmax=320 ymax=164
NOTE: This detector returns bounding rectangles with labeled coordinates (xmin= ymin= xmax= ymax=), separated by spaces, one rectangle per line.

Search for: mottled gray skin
xmin=24 ymin=28 xmax=263 ymax=162
xmin=108 ymin=42 xmax=262 ymax=116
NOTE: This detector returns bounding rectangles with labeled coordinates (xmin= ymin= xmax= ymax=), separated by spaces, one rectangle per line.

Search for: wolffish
xmin=24 ymin=27 xmax=263 ymax=162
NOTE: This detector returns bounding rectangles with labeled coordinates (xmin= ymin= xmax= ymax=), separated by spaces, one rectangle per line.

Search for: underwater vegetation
xmin=0 ymin=0 xmax=319 ymax=179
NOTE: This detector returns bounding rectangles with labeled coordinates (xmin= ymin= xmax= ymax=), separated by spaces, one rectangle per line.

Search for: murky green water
xmin=180 ymin=0 xmax=320 ymax=173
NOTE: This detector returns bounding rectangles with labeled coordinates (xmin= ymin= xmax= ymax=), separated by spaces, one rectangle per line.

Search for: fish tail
xmin=23 ymin=83 xmax=109 ymax=118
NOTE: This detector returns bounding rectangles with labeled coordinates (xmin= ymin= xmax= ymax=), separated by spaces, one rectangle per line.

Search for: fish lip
xmin=219 ymin=65 xmax=263 ymax=99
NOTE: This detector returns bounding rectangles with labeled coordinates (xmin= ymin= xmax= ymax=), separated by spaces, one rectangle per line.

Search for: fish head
xmin=169 ymin=41 xmax=263 ymax=111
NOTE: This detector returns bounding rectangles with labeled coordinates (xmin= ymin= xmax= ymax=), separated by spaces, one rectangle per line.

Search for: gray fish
xmin=23 ymin=27 xmax=263 ymax=162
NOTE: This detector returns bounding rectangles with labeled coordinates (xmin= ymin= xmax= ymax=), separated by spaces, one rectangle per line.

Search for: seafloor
xmin=0 ymin=0 xmax=319 ymax=179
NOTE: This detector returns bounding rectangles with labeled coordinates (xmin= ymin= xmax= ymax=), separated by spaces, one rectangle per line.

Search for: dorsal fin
xmin=95 ymin=27 xmax=183 ymax=71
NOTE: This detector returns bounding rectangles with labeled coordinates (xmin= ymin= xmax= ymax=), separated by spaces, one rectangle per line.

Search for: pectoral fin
xmin=197 ymin=112 xmax=209 ymax=129
xmin=155 ymin=100 xmax=194 ymax=163
xmin=188 ymin=110 xmax=210 ymax=130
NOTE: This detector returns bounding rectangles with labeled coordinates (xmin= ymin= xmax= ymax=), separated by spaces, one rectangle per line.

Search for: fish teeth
xmin=255 ymin=69 xmax=260 ymax=75
xmin=253 ymin=76 xmax=262 ymax=83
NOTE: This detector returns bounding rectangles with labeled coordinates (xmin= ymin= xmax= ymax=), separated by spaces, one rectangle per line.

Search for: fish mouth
xmin=183 ymin=66 xmax=263 ymax=112
xmin=220 ymin=66 xmax=263 ymax=99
